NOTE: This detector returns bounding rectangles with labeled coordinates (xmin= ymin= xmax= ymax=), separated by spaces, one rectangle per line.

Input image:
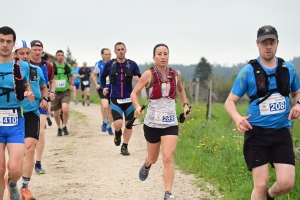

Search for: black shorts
xmin=110 ymin=98 xmax=134 ymax=121
xmin=24 ymin=111 xmax=40 ymax=140
xmin=143 ymin=125 xmax=178 ymax=143
xmin=80 ymin=81 xmax=90 ymax=91
xmin=97 ymin=89 xmax=109 ymax=101
xmin=243 ymin=126 xmax=295 ymax=171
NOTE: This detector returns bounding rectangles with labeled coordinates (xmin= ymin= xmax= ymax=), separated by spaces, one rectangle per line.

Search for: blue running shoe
xmin=35 ymin=165 xmax=45 ymax=174
xmin=101 ymin=123 xmax=107 ymax=132
xmin=4 ymin=175 xmax=21 ymax=200
xmin=139 ymin=163 xmax=151 ymax=181
xmin=164 ymin=191 xmax=175 ymax=200
xmin=107 ymin=127 xmax=114 ymax=135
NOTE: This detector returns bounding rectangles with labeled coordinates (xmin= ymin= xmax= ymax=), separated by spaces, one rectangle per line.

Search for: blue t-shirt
xmin=72 ymin=68 xmax=80 ymax=83
xmin=23 ymin=65 xmax=46 ymax=116
xmin=94 ymin=60 xmax=109 ymax=89
xmin=0 ymin=60 xmax=29 ymax=108
xmin=101 ymin=59 xmax=140 ymax=99
xmin=231 ymin=57 xmax=300 ymax=129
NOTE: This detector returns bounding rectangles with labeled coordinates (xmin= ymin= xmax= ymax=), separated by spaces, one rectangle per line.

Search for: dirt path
xmin=6 ymin=103 xmax=220 ymax=200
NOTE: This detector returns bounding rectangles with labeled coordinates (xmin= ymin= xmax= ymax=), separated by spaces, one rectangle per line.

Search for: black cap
xmin=30 ymin=40 xmax=43 ymax=48
xmin=257 ymin=25 xmax=278 ymax=42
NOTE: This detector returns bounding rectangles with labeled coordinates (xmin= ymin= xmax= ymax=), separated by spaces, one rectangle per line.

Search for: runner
xmin=131 ymin=43 xmax=190 ymax=200
xmin=78 ymin=62 xmax=91 ymax=106
xmin=13 ymin=40 xmax=51 ymax=199
xmin=0 ymin=26 xmax=34 ymax=200
xmin=224 ymin=25 xmax=299 ymax=200
xmin=52 ymin=50 xmax=74 ymax=136
xmin=101 ymin=42 xmax=141 ymax=155
xmin=30 ymin=40 xmax=55 ymax=174
xmin=92 ymin=48 xmax=114 ymax=135
xmin=72 ymin=62 xmax=80 ymax=105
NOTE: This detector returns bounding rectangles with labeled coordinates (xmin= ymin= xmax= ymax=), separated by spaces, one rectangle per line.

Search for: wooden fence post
xmin=189 ymin=78 xmax=193 ymax=103
xmin=206 ymin=78 xmax=212 ymax=120
xmin=195 ymin=78 xmax=200 ymax=105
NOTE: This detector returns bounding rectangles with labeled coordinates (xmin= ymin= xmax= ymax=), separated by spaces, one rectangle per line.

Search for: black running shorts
xmin=143 ymin=124 xmax=178 ymax=143
xmin=110 ymin=98 xmax=134 ymax=121
xmin=97 ymin=88 xmax=109 ymax=101
xmin=24 ymin=111 xmax=40 ymax=140
xmin=243 ymin=126 xmax=295 ymax=171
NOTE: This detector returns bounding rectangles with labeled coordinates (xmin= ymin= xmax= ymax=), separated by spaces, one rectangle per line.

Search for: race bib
xmin=106 ymin=76 xmax=110 ymax=84
xmin=154 ymin=109 xmax=175 ymax=124
xmin=56 ymin=80 xmax=66 ymax=88
xmin=83 ymin=81 xmax=89 ymax=86
xmin=259 ymin=93 xmax=286 ymax=115
xmin=117 ymin=98 xmax=131 ymax=104
xmin=0 ymin=110 xmax=18 ymax=126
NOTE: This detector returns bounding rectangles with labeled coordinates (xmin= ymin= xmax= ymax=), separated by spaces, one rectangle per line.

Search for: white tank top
xmin=144 ymin=98 xmax=178 ymax=128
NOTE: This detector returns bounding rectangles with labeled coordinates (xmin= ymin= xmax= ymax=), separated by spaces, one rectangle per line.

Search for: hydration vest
xmin=40 ymin=60 xmax=49 ymax=87
xmin=148 ymin=67 xmax=176 ymax=99
xmin=53 ymin=62 xmax=71 ymax=81
xmin=109 ymin=59 xmax=132 ymax=84
xmin=29 ymin=66 xmax=38 ymax=82
xmin=249 ymin=57 xmax=290 ymax=105
xmin=0 ymin=58 xmax=25 ymax=102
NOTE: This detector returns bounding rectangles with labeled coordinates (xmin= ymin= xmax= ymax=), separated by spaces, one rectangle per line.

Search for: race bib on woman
xmin=0 ymin=110 xmax=18 ymax=126
xmin=154 ymin=109 xmax=175 ymax=124
xmin=259 ymin=93 xmax=286 ymax=115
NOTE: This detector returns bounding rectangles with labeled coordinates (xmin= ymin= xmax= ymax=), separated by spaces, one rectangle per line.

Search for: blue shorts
xmin=0 ymin=117 xmax=25 ymax=144
xmin=74 ymin=82 xmax=80 ymax=90
xmin=39 ymin=107 xmax=48 ymax=115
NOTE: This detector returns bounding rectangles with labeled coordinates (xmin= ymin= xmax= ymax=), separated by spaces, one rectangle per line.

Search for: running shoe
xmin=74 ymin=100 xmax=78 ymax=105
xmin=4 ymin=175 xmax=21 ymax=200
xmin=87 ymin=101 xmax=90 ymax=106
xmin=101 ymin=123 xmax=107 ymax=132
xmin=35 ymin=165 xmax=45 ymax=174
xmin=20 ymin=187 xmax=36 ymax=200
xmin=63 ymin=126 xmax=69 ymax=135
xmin=50 ymin=111 xmax=54 ymax=117
xmin=82 ymin=101 xmax=85 ymax=106
xmin=107 ymin=127 xmax=114 ymax=135
xmin=139 ymin=163 xmax=151 ymax=181
xmin=57 ymin=128 xmax=63 ymax=136
xmin=114 ymin=135 xmax=121 ymax=146
xmin=121 ymin=146 xmax=130 ymax=156
xmin=47 ymin=117 xmax=52 ymax=126
xmin=164 ymin=191 xmax=175 ymax=200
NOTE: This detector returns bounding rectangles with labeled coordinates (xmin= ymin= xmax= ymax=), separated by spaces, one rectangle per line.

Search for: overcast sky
xmin=2 ymin=0 xmax=300 ymax=66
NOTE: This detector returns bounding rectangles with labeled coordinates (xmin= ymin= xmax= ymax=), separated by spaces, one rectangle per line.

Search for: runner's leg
xmin=161 ymin=135 xmax=178 ymax=192
xmin=0 ymin=144 xmax=6 ymax=197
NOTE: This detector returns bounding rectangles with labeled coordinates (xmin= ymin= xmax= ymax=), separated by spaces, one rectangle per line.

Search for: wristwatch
xmin=297 ymin=100 xmax=300 ymax=105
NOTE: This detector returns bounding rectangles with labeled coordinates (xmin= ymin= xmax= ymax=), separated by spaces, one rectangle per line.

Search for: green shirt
xmin=53 ymin=62 xmax=73 ymax=92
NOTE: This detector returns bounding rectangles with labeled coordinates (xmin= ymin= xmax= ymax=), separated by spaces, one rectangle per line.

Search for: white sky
xmin=2 ymin=0 xmax=300 ymax=66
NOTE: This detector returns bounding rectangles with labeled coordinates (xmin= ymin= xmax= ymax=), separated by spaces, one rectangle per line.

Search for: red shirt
xmin=30 ymin=60 xmax=54 ymax=81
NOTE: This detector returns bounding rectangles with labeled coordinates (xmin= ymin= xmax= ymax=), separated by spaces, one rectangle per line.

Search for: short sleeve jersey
xmin=231 ymin=57 xmax=300 ymax=129
xmin=0 ymin=60 xmax=29 ymax=108
xmin=22 ymin=65 xmax=46 ymax=116
xmin=30 ymin=60 xmax=54 ymax=82
xmin=94 ymin=60 xmax=110 ymax=89
xmin=78 ymin=67 xmax=91 ymax=82
xmin=53 ymin=63 xmax=73 ymax=92
xmin=101 ymin=59 xmax=140 ymax=99
xmin=72 ymin=68 xmax=80 ymax=83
